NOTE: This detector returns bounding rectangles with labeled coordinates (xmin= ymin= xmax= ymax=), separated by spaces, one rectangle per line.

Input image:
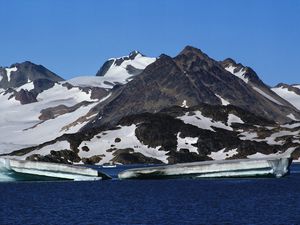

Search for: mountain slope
xmin=84 ymin=46 xmax=300 ymax=130
xmin=220 ymin=58 xmax=296 ymax=108
xmin=7 ymin=104 xmax=299 ymax=164
xmin=0 ymin=70 xmax=110 ymax=153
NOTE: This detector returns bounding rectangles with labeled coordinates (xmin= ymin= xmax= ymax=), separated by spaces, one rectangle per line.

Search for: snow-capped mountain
xmin=1 ymin=46 xmax=299 ymax=164
xmin=84 ymin=46 xmax=300 ymax=131
xmin=0 ymin=51 xmax=155 ymax=154
xmin=0 ymin=81 xmax=110 ymax=154
xmin=67 ymin=51 xmax=156 ymax=89
xmin=0 ymin=61 xmax=65 ymax=104
xmin=0 ymin=61 xmax=63 ymax=89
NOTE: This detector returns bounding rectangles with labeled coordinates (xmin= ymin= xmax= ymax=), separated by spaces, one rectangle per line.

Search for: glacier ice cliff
xmin=0 ymin=158 xmax=110 ymax=182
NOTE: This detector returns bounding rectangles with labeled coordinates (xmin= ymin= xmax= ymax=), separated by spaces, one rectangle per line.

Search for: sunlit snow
xmin=208 ymin=148 xmax=238 ymax=160
xmin=0 ymin=83 xmax=104 ymax=154
xmin=215 ymin=94 xmax=230 ymax=105
xmin=5 ymin=66 xmax=17 ymax=82
xmin=78 ymin=125 xmax=169 ymax=164
xmin=68 ymin=53 xmax=156 ymax=89
xmin=225 ymin=65 xmax=248 ymax=83
xmin=178 ymin=111 xmax=232 ymax=131
xmin=272 ymin=86 xmax=300 ymax=110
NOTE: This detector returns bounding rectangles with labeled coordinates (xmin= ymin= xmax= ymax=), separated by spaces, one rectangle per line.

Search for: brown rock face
xmin=14 ymin=89 xmax=37 ymax=104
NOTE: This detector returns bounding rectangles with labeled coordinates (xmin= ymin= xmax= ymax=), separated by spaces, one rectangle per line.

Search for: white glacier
xmin=0 ymin=158 xmax=110 ymax=182
xmin=119 ymin=149 xmax=295 ymax=179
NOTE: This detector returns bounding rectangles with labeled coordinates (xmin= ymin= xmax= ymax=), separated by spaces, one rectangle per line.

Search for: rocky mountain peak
xmin=96 ymin=51 xmax=143 ymax=77
xmin=96 ymin=51 xmax=156 ymax=78
xmin=0 ymin=61 xmax=64 ymax=91
xmin=275 ymin=83 xmax=289 ymax=88
xmin=174 ymin=46 xmax=219 ymax=73
xmin=11 ymin=60 xmax=35 ymax=67
xmin=129 ymin=50 xmax=143 ymax=59
xmin=178 ymin=46 xmax=210 ymax=60
xmin=221 ymin=58 xmax=238 ymax=67
xmin=220 ymin=58 xmax=264 ymax=86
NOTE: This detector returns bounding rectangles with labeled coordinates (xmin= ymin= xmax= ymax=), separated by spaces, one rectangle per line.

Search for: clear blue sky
xmin=0 ymin=0 xmax=299 ymax=85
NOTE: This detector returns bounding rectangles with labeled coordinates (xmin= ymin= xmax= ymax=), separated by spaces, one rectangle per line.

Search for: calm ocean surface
xmin=1 ymin=164 xmax=300 ymax=225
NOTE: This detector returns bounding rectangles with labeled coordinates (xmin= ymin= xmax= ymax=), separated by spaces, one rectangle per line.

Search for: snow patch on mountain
xmin=181 ymin=100 xmax=188 ymax=108
xmin=227 ymin=114 xmax=244 ymax=126
xmin=238 ymin=131 xmax=259 ymax=141
xmin=247 ymin=152 xmax=280 ymax=159
xmin=176 ymin=133 xmax=198 ymax=153
xmin=287 ymin=113 xmax=298 ymax=121
xmin=215 ymin=94 xmax=230 ymax=105
xmin=264 ymin=130 xmax=299 ymax=145
xmin=225 ymin=65 xmax=248 ymax=83
xmin=239 ymin=129 xmax=299 ymax=145
xmin=208 ymin=148 xmax=238 ymax=160
xmin=177 ymin=111 xmax=232 ymax=131
xmin=5 ymin=66 xmax=17 ymax=82
xmin=16 ymin=81 xmax=34 ymax=91
xmin=281 ymin=123 xmax=300 ymax=129
xmin=78 ymin=125 xmax=169 ymax=164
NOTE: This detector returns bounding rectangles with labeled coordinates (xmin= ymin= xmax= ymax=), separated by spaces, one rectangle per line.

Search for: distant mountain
xmin=96 ymin=50 xmax=155 ymax=77
xmin=0 ymin=61 xmax=65 ymax=104
xmin=0 ymin=61 xmax=63 ymax=89
xmin=0 ymin=46 xmax=299 ymax=165
xmin=67 ymin=51 xmax=156 ymax=89
xmin=272 ymin=83 xmax=300 ymax=112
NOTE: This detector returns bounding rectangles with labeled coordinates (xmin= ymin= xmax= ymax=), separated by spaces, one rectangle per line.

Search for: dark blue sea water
xmin=1 ymin=164 xmax=300 ymax=225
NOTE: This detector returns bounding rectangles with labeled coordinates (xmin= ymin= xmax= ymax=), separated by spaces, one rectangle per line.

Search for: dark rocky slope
xmin=84 ymin=46 xmax=300 ymax=131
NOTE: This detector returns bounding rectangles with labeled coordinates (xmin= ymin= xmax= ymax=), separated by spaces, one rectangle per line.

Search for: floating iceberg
xmin=118 ymin=150 xmax=295 ymax=179
xmin=0 ymin=158 xmax=111 ymax=182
